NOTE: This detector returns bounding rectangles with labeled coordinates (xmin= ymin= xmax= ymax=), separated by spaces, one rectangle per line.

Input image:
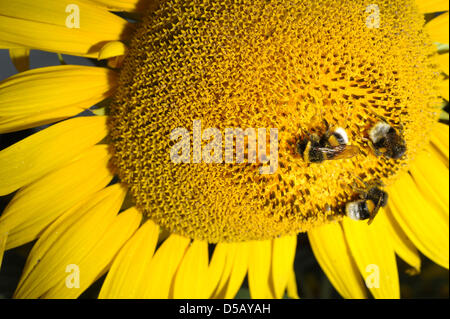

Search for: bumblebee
xmin=345 ymin=182 xmax=388 ymax=225
xmin=297 ymin=126 xmax=360 ymax=163
xmin=368 ymin=120 xmax=406 ymax=159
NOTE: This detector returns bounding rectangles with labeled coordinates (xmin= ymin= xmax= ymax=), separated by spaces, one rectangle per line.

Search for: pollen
xmin=109 ymin=0 xmax=441 ymax=242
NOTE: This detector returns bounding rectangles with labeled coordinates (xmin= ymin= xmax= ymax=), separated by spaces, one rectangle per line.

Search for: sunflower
xmin=0 ymin=0 xmax=448 ymax=299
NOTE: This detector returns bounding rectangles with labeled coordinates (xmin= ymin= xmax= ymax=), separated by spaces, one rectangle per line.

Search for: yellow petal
xmin=172 ymin=240 xmax=209 ymax=299
xmin=342 ymin=213 xmax=400 ymax=299
xmin=22 ymin=185 xmax=128 ymax=285
xmin=0 ymin=41 xmax=22 ymax=49
xmin=9 ymin=48 xmax=29 ymax=72
xmin=205 ymin=242 xmax=230 ymax=298
xmin=140 ymin=234 xmax=190 ymax=298
xmin=89 ymin=0 xmax=146 ymax=11
xmin=248 ymin=239 xmax=273 ymax=299
xmin=42 ymin=207 xmax=141 ymax=298
xmin=409 ymin=149 xmax=449 ymax=218
xmin=309 ymin=222 xmax=367 ymax=299
xmin=286 ymin=268 xmax=300 ymax=299
xmin=0 ymin=145 xmax=113 ymax=250
xmin=384 ymin=207 xmax=421 ymax=273
xmin=426 ymin=12 xmax=449 ymax=44
xmin=416 ymin=0 xmax=449 ymax=13
xmin=0 ymin=65 xmax=117 ymax=117
xmin=15 ymin=185 xmax=126 ymax=287
xmin=271 ymin=235 xmax=297 ymax=299
xmin=0 ymin=116 xmax=107 ymax=196
xmin=0 ymin=107 xmax=85 ymax=134
xmin=437 ymin=53 xmax=449 ymax=75
xmin=221 ymin=242 xmax=250 ymax=299
xmin=98 ymin=41 xmax=127 ymax=60
xmin=429 ymin=144 xmax=449 ymax=169
xmin=389 ymin=172 xmax=449 ymax=269
xmin=430 ymin=123 xmax=449 ymax=165
xmin=440 ymin=78 xmax=449 ymax=101
xmin=14 ymin=184 xmax=128 ymax=298
xmin=211 ymin=243 xmax=237 ymax=298
xmin=0 ymin=0 xmax=132 ymax=57
xmin=0 ymin=231 xmax=6 ymax=270
xmin=99 ymin=220 xmax=160 ymax=299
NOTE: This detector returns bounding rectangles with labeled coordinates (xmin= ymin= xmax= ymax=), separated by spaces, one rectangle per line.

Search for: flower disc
xmin=109 ymin=0 xmax=440 ymax=242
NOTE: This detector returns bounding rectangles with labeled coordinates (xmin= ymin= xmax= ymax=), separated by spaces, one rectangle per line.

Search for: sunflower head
xmin=109 ymin=0 xmax=441 ymax=243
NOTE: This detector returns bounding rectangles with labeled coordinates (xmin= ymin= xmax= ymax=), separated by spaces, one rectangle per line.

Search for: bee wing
xmin=335 ymin=145 xmax=360 ymax=159
xmin=320 ymin=145 xmax=360 ymax=160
